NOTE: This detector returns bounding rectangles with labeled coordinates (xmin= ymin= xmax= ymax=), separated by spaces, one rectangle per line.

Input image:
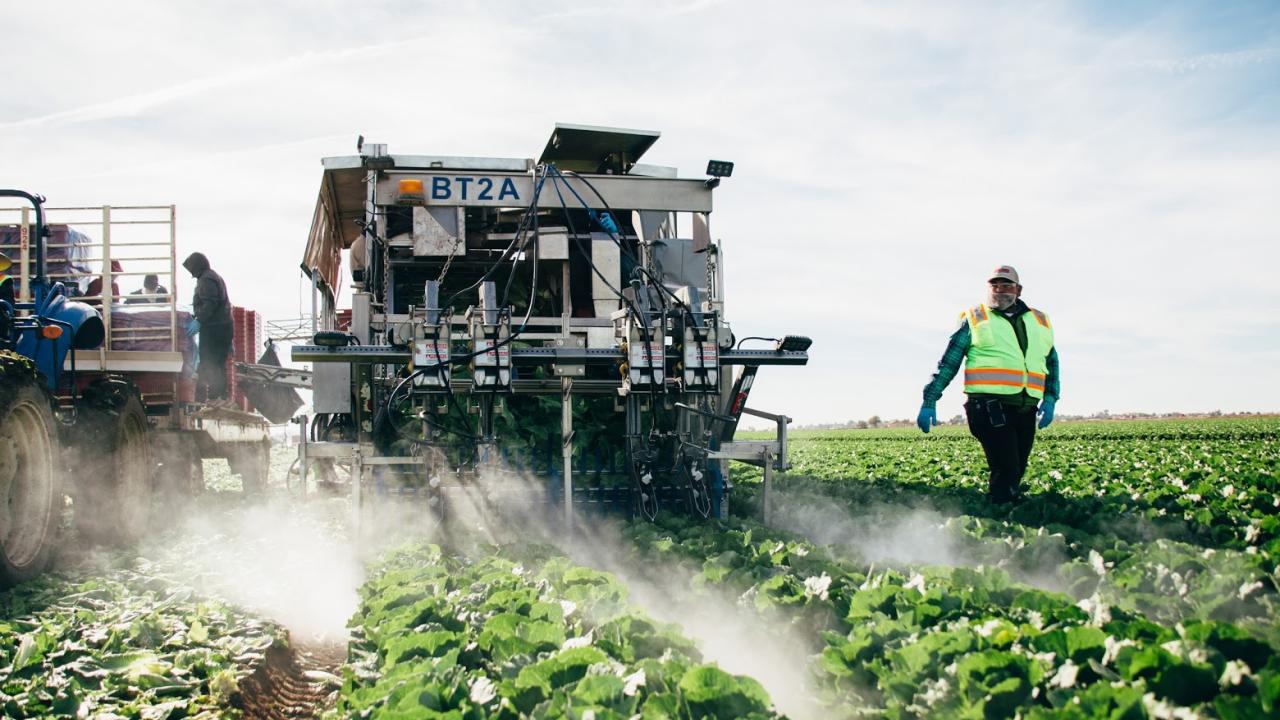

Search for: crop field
xmin=1 ymin=417 xmax=1277 ymax=718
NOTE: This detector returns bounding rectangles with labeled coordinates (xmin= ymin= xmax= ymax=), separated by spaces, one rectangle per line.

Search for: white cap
xmin=989 ymin=265 xmax=1019 ymax=284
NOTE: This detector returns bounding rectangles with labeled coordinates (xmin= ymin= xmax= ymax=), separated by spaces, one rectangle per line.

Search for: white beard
xmin=988 ymin=291 xmax=1017 ymax=310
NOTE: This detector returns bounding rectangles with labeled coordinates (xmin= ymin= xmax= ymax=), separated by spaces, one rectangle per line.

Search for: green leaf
xmin=1116 ymin=645 xmax=1173 ymax=681
xmin=1214 ymin=694 xmax=1272 ymax=720
xmin=640 ymin=691 xmax=683 ymax=719
xmin=12 ymin=634 xmax=43 ymax=671
xmin=678 ymin=664 xmax=771 ymax=719
xmin=1151 ymin=662 xmax=1219 ymax=705
xmin=478 ymin=613 xmax=565 ymax=660
xmin=513 ymin=645 xmax=610 ymax=712
xmin=99 ymin=650 xmax=162 ymax=671
xmin=384 ymin=630 xmax=462 ymax=666
xmin=572 ymin=674 xmax=625 ymax=705
xmin=1064 ymin=626 xmax=1107 ymax=664
xmin=846 ymin=584 xmax=901 ymax=621
xmin=1181 ymin=620 xmax=1273 ymax=668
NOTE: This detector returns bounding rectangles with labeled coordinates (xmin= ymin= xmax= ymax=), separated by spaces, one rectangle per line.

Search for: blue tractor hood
xmin=17 ymin=282 xmax=104 ymax=388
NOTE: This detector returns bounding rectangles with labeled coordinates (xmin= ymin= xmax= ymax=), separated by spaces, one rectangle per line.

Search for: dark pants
xmin=965 ymin=398 xmax=1037 ymax=503
xmin=199 ymin=322 xmax=232 ymax=400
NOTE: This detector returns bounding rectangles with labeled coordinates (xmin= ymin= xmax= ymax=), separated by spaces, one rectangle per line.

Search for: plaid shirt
xmin=923 ymin=309 xmax=1060 ymax=408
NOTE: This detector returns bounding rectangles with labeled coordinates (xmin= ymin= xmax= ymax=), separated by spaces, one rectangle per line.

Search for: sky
xmin=2 ymin=0 xmax=1278 ymax=425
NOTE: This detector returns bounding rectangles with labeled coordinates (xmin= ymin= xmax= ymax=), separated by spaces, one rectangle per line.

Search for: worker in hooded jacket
xmin=917 ymin=265 xmax=1060 ymax=504
xmin=182 ymin=252 xmax=233 ymax=403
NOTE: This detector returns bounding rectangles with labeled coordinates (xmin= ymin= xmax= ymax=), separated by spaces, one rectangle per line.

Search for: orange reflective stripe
xmin=1027 ymin=371 xmax=1046 ymax=379
xmin=966 ymin=368 xmax=1023 ymax=378
xmin=966 ymin=368 xmax=1036 ymax=391
xmin=1031 ymin=309 xmax=1049 ymax=328
xmin=966 ymin=380 xmax=1026 ymax=388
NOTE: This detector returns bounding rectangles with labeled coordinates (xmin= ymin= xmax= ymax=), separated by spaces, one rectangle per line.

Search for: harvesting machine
xmin=292 ymin=125 xmax=810 ymax=529
xmin=0 ymin=190 xmax=271 ymax=588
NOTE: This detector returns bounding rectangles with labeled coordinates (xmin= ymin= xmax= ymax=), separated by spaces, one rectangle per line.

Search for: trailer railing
xmin=0 ymin=204 xmax=180 ymax=354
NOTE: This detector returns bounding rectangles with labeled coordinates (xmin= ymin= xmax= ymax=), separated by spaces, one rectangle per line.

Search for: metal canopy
xmin=303 ymin=125 xmax=674 ymax=292
xmin=313 ymin=155 xmax=535 ymax=254
xmin=539 ymin=123 xmax=660 ymax=173
xmin=319 ymin=165 xmax=364 ymax=250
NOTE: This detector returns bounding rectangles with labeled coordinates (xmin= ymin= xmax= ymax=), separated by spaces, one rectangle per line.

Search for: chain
xmin=436 ymin=235 xmax=463 ymax=283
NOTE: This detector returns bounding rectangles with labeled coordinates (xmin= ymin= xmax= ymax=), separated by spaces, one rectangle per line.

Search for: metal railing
xmin=0 ymin=204 xmax=179 ymax=353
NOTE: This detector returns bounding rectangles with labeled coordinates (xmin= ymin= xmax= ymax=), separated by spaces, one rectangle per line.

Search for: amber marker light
xmin=397 ymin=178 xmax=426 ymax=204
xmin=41 ymin=325 xmax=64 ymax=340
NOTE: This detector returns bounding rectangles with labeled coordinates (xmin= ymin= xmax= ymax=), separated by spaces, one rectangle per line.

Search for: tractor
xmin=0 ymin=190 xmax=272 ymax=588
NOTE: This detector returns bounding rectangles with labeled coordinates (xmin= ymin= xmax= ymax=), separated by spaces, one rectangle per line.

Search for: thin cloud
xmin=1135 ymin=47 xmax=1280 ymax=74
xmin=0 ymin=36 xmax=427 ymax=131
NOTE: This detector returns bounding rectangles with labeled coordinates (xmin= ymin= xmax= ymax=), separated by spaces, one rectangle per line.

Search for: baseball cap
xmin=989 ymin=265 xmax=1019 ymax=284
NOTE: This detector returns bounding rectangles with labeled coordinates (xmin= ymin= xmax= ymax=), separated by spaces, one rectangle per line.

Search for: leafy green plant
xmin=329 ymin=542 xmax=782 ymax=719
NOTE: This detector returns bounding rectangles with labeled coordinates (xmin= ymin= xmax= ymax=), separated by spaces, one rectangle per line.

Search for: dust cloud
xmin=572 ymin=522 xmax=830 ymax=720
xmin=147 ymin=494 xmax=362 ymax=644
xmin=767 ymin=488 xmax=1072 ymax=592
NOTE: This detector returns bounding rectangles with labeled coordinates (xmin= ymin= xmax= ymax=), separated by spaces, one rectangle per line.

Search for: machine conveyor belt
xmin=290 ymin=344 xmax=809 ymax=366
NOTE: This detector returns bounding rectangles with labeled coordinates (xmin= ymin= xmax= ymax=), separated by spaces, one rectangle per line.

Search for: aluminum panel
xmin=591 ymin=234 xmax=621 ymax=318
xmin=312 ymin=362 xmax=351 ymax=413
xmin=376 ymin=173 xmax=712 ymax=213
xmin=412 ymin=206 xmax=464 ymax=256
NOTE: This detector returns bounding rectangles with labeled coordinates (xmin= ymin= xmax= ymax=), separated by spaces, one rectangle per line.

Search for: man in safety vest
xmin=916 ymin=265 xmax=1060 ymax=504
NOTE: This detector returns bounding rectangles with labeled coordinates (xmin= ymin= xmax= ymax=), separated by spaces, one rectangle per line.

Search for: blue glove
xmin=185 ymin=318 xmax=201 ymax=336
xmin=590 ymin=210 xmax=618 ymax=235
xmin=1038 ymin=398 xmax=1055 ymax=429
xmin=916 ymin=406 xmax=937 ymax=433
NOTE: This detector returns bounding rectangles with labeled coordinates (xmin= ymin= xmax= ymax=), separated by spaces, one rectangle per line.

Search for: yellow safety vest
xmin=962 ymin=304 xmax=1054 ymax=398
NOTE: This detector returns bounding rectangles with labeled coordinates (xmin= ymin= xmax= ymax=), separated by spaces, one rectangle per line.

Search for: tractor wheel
xmin=75 ymin=390 xmax=154 ymax=545
xmin=0 ymin=373 xmax=63 ymax=588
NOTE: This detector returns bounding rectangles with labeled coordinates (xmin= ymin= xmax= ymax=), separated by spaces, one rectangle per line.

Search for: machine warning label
xmin=629 ymin=341 xmax=665 ymax=367
xmin=474 ymin=339 xmax=511 ymax=365
xmin=684 ymin=345 xmax=718 ymax=366
xmin=413 ymin=340 xmax=449 ymax=366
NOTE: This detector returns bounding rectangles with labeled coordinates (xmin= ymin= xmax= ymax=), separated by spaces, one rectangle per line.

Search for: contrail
xmin=0 ymin=36 xmax=427 ymax=132
xmin=1135 ymin=47 xmax=1280 ymax=74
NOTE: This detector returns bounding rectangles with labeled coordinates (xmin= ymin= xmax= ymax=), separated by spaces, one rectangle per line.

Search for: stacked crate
xmin=228 ymin=306 xmax=263 ymax=412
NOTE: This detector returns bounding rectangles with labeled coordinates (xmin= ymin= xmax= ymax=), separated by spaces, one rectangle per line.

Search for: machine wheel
xmin=74 ymin=388 xmax=154 ymax=545
xmin=0 ymin=373 xmax=63 ymax=588
xmin=227 ymin=440 xmax=271 ymax=496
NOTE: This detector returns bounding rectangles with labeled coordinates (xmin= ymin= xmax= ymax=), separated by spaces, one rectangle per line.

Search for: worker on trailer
xmin=916 ymin=265 xmax=1060 ymax=504
xmin=182 ymin=252 xmax=233 ymax=404
xmin=84 ymin=260 xmax=123 ymax=305
xmin=126 ymin=273 xmax=168 ymax=304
